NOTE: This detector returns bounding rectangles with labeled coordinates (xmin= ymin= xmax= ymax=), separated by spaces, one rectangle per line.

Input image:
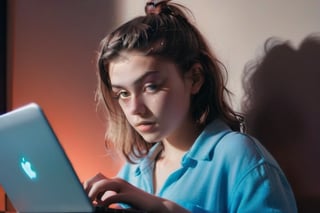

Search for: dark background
xmin=0 ymin=0 xmax=7 ymax=114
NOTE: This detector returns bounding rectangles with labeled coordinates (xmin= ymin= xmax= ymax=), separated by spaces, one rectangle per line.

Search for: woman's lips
xmin=136 ymin=122 xmax=156 ymax=132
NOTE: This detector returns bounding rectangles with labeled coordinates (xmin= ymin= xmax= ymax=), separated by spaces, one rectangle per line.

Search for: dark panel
xmin=0 ymin=0 xmax=7 ymax=114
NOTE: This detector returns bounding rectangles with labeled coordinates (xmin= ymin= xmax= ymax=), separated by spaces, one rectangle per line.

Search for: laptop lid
xmin=0 ymin=103 xmax=95 ymax=212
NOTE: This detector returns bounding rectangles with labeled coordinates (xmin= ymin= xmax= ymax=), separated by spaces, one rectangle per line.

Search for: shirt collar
xmin=136 ymin=119 xmax=231 ymax=175
xmin=183 ymin=119 xmax=231 ymax=161
xmin=135 ymin=142 xmax=163 ymax=176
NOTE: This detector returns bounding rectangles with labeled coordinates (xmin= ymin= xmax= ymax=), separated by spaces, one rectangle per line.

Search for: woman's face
xmin=108 ymin=51 xmax=194 ymax=143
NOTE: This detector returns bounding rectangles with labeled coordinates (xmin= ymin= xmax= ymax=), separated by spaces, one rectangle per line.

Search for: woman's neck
xmin=160 ymin=118 xmax=202 ymax=160
xmin=153 ymin=119 xmax=202 ymax=194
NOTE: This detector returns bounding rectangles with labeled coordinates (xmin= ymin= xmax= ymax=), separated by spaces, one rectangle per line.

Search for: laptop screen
xmin=0 ymin=103 xmax=95 ymax=212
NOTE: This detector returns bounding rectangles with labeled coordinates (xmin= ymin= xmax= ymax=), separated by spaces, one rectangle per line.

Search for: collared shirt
xmin=118 ymin=119 xmax=297 ymax=212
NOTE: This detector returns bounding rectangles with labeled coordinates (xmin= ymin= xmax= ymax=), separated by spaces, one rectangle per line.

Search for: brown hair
xmin=96 ymin=2 xmax=242 ymax=163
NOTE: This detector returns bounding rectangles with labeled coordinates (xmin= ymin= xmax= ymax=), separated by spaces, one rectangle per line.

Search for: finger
xmin=101 ymin=190 xmax=155 ymax=211
xmin=87 ymin=178 xmax=109 ymax=200
xmin=84 ymin=173 xmax=108 ymax=198
xmin=95 ymin=191 xmax=118 ymax=206
xmin=100 ymin=190 xmax=117 ymax=202
xmin=87 ymin=177 xmax=132 ymax=204
xmin=99 ymin=193 xmax=137 ymax=209
xmin=91 ymin=177 xmax=126 ymax=195
xmin=93 ymin=190 xmax=116 ymax=206
xmin=83 ymin=173 xmax=102 ymax=191
xmin=83 ymin=179 xmax=91 ymax=192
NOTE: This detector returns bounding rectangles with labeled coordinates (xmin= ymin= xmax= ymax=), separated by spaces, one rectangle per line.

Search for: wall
xmin=2 ymin=0 xmax=320 ymax=211
xmin=121 ymin=0 xmax=320 ymax=110
xmin=8 ymin=0 xmax=124 ymax=181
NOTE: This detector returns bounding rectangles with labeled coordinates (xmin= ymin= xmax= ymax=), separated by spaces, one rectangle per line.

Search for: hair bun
xmin=145 ymin=0 xmax=170 ymax=15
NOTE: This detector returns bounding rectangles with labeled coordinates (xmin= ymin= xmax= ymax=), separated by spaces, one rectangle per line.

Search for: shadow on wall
xmin=242 ymin=33 xmax=320 ymax=213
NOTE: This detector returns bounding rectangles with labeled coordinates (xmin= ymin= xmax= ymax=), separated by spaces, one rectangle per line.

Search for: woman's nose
xmin=129 ymin=95 xmax=147 ymax=115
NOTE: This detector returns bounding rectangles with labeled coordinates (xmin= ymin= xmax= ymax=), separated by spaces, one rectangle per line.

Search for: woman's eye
xmin=145 ymin=84 xmax=159 ymax=93
xmin=119 ymin=91 xmax=130 ymax=99
xmin=113 ymin=90 xmax=130 ymax=100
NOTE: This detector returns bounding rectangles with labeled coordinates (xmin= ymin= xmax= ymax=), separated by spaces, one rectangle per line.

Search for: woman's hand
xmin=83 ymin=173 xmax=190 ymax=213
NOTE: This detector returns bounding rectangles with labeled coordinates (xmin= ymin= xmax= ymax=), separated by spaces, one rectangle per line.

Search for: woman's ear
xmin=189 ymin=63 xmax=204 ymax=95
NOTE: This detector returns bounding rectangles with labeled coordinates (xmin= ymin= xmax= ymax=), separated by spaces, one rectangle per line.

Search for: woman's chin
xmin=140 ymin=133 xmax=163 ymax=143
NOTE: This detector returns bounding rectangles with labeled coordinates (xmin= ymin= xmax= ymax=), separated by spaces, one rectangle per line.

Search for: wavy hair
xmin=96 ymin=2 xmax=242 ymax=163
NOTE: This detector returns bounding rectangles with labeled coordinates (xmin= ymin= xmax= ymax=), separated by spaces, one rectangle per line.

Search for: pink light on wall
xmin=8 ymin=0 xmax=124 ymax=182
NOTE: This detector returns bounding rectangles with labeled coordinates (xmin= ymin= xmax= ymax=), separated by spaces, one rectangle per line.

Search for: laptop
xmin=0 ymin=103 xmax=143 ymax=213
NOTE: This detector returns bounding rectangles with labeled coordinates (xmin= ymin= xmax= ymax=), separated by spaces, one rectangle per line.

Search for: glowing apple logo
xmin=20 ymin=157 xmax=37 ymax=180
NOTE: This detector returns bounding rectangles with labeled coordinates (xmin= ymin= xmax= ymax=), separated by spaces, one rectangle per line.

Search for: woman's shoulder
xmin=215 ymin=131 xmax=281 ymax=171
xmin=218 ymin=131 xmax=262 ymax=154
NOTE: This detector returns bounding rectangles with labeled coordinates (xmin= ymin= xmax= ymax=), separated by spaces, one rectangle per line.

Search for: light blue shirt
xmin=118 ymin=119 xmax=297 ymax=212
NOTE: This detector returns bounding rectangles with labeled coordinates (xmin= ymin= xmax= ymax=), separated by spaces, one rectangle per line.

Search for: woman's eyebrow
xmin=111 ymin=70 xmax=160 ymax=89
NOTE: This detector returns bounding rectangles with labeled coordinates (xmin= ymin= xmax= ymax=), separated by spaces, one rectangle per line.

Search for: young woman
xmin=84 ymin=1 xmax=297 ymax=212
